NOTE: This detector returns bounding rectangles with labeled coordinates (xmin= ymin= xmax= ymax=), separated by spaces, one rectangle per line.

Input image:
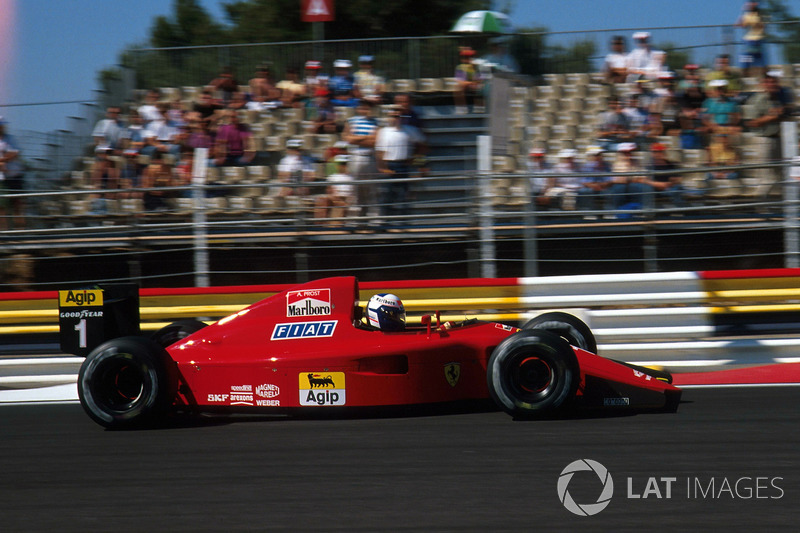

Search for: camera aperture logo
xmin=557 ymin=459 xmax=614 ymax=516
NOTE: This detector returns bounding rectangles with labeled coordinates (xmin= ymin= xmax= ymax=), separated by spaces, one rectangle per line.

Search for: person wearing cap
xmin=329 ymin=59 xmax=357 ymax=107
xmin=314 ymin=154 xmax=356 ymax=226
xmin=603 ymin=35 xmax=628 ymax=84
xmin=277 ymin=138 xmax=316 ymax=198
xmin=702 ymin=79 xmax=741 ymax=135
xmin=526 ymin=147 xmax=554 ymax=203
xmin=608 ymin=143 xmax=647 ymax=211
xmin=307 ymin=88 xmax=342 ymax=134
xmin=343 ymin=99 xmax=380 ymax=216
xmin=596 ymin=96 xmax=634 ymax=152
xmin=577 ymin=146 xmax=612 ymax=212
xmin=303 ymin=60 xmax=325 ymax=95
xmin=375 ymin=106 xmax=425 ymax=220
xmin=646 ymin=143 xmax=688 ymax=208
xmin=744 ymin=72 xmax=793 ymax=196
xmin=454 ymin=47 xmax=483 ymax=115
xmin=705 ymin=54 xmax=742 ymax=95
xmin=354 ymin=55 xmax=385 ymax=105
xmin=626 ymin=31 xmax=654 ymax=83
xmin=544 ymin=149 xmax=582 ymax=210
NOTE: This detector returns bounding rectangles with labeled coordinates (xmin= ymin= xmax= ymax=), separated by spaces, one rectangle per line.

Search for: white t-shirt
xmin=327 ymin=172 xmax=355 ymax=197
xmin=375 ymin=125 xmax=424 ymax=162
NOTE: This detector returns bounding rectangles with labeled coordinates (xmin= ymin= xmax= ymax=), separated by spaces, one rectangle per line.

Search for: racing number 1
xmin=74 ymin=318 xmax=87 ymax=348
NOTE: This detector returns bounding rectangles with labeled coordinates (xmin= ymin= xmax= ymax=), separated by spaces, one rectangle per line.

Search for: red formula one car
xmin=65 ymin=277 xmax=681 ymax=428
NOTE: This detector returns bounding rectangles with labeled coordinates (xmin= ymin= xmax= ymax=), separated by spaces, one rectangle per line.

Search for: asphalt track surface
xmin=2 ymin=387 xmax=799 ymax=532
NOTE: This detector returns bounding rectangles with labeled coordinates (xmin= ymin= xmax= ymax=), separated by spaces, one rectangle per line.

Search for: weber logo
xmin=287 ymin=289 xmax=332 ymax=317
xmin=271 ymin=320 xmax=337 ymax=340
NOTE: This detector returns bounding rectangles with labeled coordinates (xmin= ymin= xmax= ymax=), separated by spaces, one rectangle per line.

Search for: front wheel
xmin=487 ymin=330 xmax=580 ymax=418
xmin=78 ymin=336 xmax=177 ymax=429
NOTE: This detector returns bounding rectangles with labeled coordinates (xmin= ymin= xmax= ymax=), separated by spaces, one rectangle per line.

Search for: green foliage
xmin=760 ymin=0 xmax=800 ymax=63
xmin=657 ymin=42 xmax=691 ymax=73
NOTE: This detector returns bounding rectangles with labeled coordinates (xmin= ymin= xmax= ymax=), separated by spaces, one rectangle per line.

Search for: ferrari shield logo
xmin=444 ymin=363 xmax=461 ymax=387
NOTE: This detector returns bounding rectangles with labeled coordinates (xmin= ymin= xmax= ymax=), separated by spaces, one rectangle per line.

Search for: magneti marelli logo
xmin=558 ymin=459 xmax=614 ymax=516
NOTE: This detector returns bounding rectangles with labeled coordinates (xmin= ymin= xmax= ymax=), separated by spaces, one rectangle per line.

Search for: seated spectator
xmin=193 ymin=89 xmax=224 ymax=128
xmin=454 ymin=47 xmax=483 ymax=115
xmin=526 ymin=147 xmax=554 ymax=207
xmin=544 ymin=149 xmax=582 ymax=210
xmin=210 ymin=65 xmax=240 ymax=104
xmin=277 ymin=138 xmax=316 ymax=197
xmin=626 ymin=32 xmax=654 ymax=83
xmin=677 ymin=100 xmax=707 ymax=149
xmin=138 ymin=89 xmax=162 ymax=125
xmin=323 ymin=141 xmax=349 ymax=176
xmin=186 ymin=114 xmax=216 ymax=154
xmin=120 ymin=109 xmax=146 ymax=153
xmin=314 ymin=155 xmax=356 ymax=226
xmin=577 ymin=146 xmax=611 ymax=212
xmin=174 ymin=148 xmax=195 ymax=197
xmin=166 ymin=96 xmax=188 ymax=128
xmin=91 ymin=146 xmax=119 ymax=192
xmin=307 ymin=89 xmax=342 ymax=134
xmin=596 ymin=97 xmax=634 ymax=151
xmin=141 ymin=151 xmax=175 ymax=211
xmin=92 ymin=106 xmax=124 ymax=151
xmin=118 ymin=149 xmax=143 ymax=200
xmin=142 ymin=102 xmax=179 ymax=157
xmin=303 ymin=60 xmax=325 ymax=96
xmin=277 ymin=67 xmax=307 ymax=108
xmin=603 ymin=35 xmax=629 ymax=84
xmin=215 ymin=109 xmax=256 ymax=166
xmin=705 ymin=54 xmax=743 ymax=95
xmin=623 ymin=93 xmax=650 ymax=145
xmin=609 ymin=143 xmax=648 ymax=211
xmin=702 ymin=80 xmax=741 ymax=135
xmin=329 ymin=59 xmax=358 ymax=107
xmin=677 ymin=64 xmax=706 ymax=110
xmin=654 ymin=94 xmax=682 ymax=136
xmin=227 ymin=91 xmax=249 ymax=112
xmin=248 ymin=65 xmax=282 ymax=110
xmin=353 ymin=55 xmax=386 ymax=105
xmin=645 ymin=143 xmax=689 ymax=207
xmin=706 ymin=132 xmax=742 ymax=192
xmin=652 ymin=71 xmax=677 ymax=110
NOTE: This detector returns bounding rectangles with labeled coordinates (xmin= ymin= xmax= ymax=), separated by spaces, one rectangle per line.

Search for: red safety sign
xmin=301 ymin=0 xmax=335 ymax=22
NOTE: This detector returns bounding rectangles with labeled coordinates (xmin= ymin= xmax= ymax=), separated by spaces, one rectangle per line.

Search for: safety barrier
xmin=1 ymin=270 xmax=800 ymax=390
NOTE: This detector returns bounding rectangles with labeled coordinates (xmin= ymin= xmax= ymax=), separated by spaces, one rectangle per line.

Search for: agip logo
xmin=299 ymin=372 xmax=346 ymax=406
xmin=59 ymin=289 xmax=103 ymax=307
xmin=557 ymin=459 xmax=614 ymax=516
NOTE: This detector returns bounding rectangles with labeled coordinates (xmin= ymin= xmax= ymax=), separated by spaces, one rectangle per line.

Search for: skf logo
xmin=59 ymin=290 xmax=103 ymax=307
xmin=444 ymin=363 xmax=461 ymax=387
xmin=299 ymin=372 xmax=346 ymax=406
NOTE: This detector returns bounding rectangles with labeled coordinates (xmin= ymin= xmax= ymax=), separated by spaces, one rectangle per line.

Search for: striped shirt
xmin=347 ymin=115 xmax=378 ymax=155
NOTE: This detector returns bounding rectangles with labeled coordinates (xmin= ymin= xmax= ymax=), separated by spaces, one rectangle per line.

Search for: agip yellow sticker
xmin=59 ymin=289 xmax=103 ymax=307
xmin=299 ymin=372 xmax=346 ymax=406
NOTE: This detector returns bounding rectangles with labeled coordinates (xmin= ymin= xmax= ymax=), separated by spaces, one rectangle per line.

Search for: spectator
xmin=314 ymin=155 xmax=356 ymax=226
xmin=329 ymin=59 xmax=358 ymax=107
xmin=641 ymin=50 xmax=670 ymax=81
xmin=623 ymin=92 xmax=650 ymax=145
xmin=454 ymin=47 xmax=483 ymax=115
xmin=577 ymin=146 xmax=611 ymax=212
xmin=603 ymin=35 xmax=628 ymax=84
xmin=655 ymin=94 xmax=682 ymax=137
xmin=91 ymin=146 xmax=120 ymax=192
xmin=307 ymin=89 xmax=342 ymax=134
xmin=0 ymin=118 xmax=24 ymax=229
xmin=677 ymin=100 xmax=707 ymax=150
xmin=626 ymin=32 xmax=654 ymax=83
xmin=209 ymin=65 xmax=240 ymax=104
xmin=744 ymin=72 xmax=793 ymax=197
xmin=322 ymin=141 xmax=349 ymax=176
xmin=120 ymin=109 xmax=146 ymax=153
xmin=375 ymin=106 xmax=425 ymax=221
xmin=303 ymin=60 xmax=325 ymax=96
xmin=276 ymin=67 xmax=307 ymax=108
xmin=142 ymin=102 xmax=179 ymax=157
xmin=92 ymin=106 xmax=124 ymax=150
xmin=394 ymin=92 xmax=424 ymax=132
xmin=138 ymin=89 xmax=162 ymax=125
xmin=174 ymin=148 xmax=195 ymax=197
xmin=482 ymin=36 xmax=520 ymax=74
xmin=526 ymin=147 xmax=554 ymax=207
xmin=353 ymin=55 xmax=386 ymax=105
xmin=596 ymin=96 xmax=634 ymax=151
xmin=705 ymin=54 xmax=743 ymax=95
xmin=676 ymin=64 xmax=706 ymax=110
xmin=544 ymin=149 xmax=582 ymax=210
xmin=141 ymin=151 xmax=175 ymax=211
xmin=248 ymin=65 xmax=282 ymax=111
xmin=215 ymin=109 xmax=256 ymax=167
xmin=344 ymin=99 xmax=380 ymax=216
xmin=227 ymin=91 xmax=249 ymax=112
xmin=645 ymin=143 xmax=689 ymax=208
xmin=737 ymin=1 xmax=767 ymax=78
xmin=167 ymin=96 xmax=188 ymax=128
xmin=276 ymin=138 xmax=316 ymax=198
xmin=706 ymin=132 xmax=742 ymax=193
xmin=609 ymin=143 xmax=647 ymax=211
xmin=702 ymin=79 xmax=742 ymax=135
xmin=193 ymin=89 xmax=224 ymax=128
xmin=118 ymin=149 xmax=143 ymax=200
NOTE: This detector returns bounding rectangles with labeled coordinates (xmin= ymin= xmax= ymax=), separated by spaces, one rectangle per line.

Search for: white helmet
xmin=366 ymin=293 xmax=406 ymax=332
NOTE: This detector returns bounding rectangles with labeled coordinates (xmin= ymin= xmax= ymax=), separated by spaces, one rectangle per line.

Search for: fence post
xmin=192 ymin=148 xmax=210 ymax=287
xmin=782 ymin=121 xmax=799 ymax=268
xmin=477 ymin=135 xmax=497 ymax=278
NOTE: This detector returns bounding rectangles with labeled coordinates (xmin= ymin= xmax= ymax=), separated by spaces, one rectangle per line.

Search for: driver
xmin=366 ymin=293 xmax=406 ymax=331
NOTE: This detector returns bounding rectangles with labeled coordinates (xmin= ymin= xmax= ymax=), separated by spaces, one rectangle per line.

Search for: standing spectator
xmin=193 ymin=89 xmax=224 ymax=127
xmin=375 ymin=107 xmax=425 ymax=221
xmin=215 ymin=109 xmax=256 ymax=167
xmin=303 ymin=60 xmax=325 ymax=96
xmin=526 ymin=147 xmax=554 ymax=208
xmin=394 ymin=92 xmax=424 ymax=132
xmin=603 ymin=35 xmax=628 ymax=84
xmin=344 ymin=100 xmax=380 ymax=216
xmin=276 ymin=67 xmax=307 ymax=108
xmin=314 ymin=155 xmax=356 ymax=226
xmin=737 ymin=1 xmax=768 ymax=78
xmin=454 ymin=47 xmax=483 ymax=115
xmin=702 ymin=80 xmax=742 ymax=135
xmin=0 ymin=118 xmax=25 ymax=229
xmin=744 ymin=72 xmax=793 ymax=196
xmin=353 ymin=55 xmax=386 ymax=105
xmin=705 ymin=54 xmax=743 ymax=95
xmin=276 ymin=138 xmax=316 ymax=198
xmin=329 ymin=59 xmax=358 ymax=107
xmin=577 ymin=146 xmax=611 ymax=212
xmin=210 ymin=65 xmax=240 ymax=104
xmin=626 ymin=32 xmax=654 ymax=83
xmin=248 ymin=65 xmax=282 ymax=110
xmin=92 ymin=106 xmax=124 ymax=151
xmin=596 ymin=96 xmax=634 ymax=151
xmin=307 ymin=89 xmax=342 ymax=134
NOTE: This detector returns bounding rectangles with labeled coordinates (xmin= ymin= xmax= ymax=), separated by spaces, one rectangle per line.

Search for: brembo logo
xmin=287 ymin=289 xmax=332 ymax=317
xmin=557 ymin=459 xmax=614 ymax=516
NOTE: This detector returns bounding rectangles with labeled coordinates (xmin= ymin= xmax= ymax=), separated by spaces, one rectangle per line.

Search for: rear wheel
xmin=487 ymin=330 xmax=580 ymax=418
xmin=78 ymin=336 xmax=177 ymax=429
xmin=523 ymin=312 xmax=597 ymax=354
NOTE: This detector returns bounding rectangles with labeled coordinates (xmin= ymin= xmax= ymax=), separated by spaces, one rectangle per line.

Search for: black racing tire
xmin=78 ymin=336 xmax=177 ymax=429
xmin=151 ymin=319 xmax=207 ymax=348
xmin=487 ymin=329 xmax=580 ymax=418
xmin=522 ymin=311 xmax=597 ymax=354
